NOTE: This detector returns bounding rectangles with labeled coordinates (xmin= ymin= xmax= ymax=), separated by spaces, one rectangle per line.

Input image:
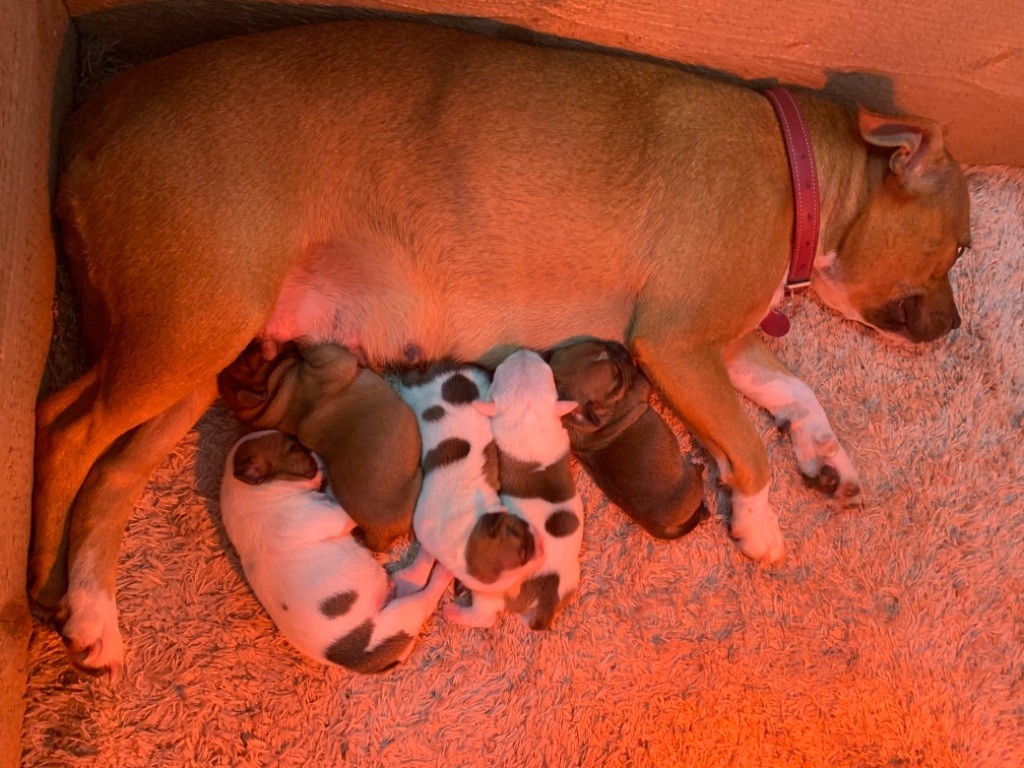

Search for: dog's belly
xmin=264 ymin=241 xmax=638 ymax=366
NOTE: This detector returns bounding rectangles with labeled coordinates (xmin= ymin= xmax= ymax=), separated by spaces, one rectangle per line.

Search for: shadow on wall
xmin=72 ymin=0 xmax=905 ymax=117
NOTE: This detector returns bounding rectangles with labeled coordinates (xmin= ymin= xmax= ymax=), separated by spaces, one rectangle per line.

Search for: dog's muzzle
xmin=865 ymin=293 xmax=962 ymax=343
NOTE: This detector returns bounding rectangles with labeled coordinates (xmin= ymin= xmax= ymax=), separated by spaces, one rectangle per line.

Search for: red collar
xmin=759 ymin=87 xmax=820 ymax=337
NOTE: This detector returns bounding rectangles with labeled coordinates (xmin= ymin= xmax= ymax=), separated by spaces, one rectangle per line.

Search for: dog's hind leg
xmin=30 ymin=370 xmax=104 ymax=608
xmin=31 ymin=315 xmax=255 ymax=608
xmin=629 ymin=334 xmax=786 ymax=565
xmin=725 ymin=332 xmax=862 ymax=506
xmin=57 ymin=380 xmax=217 ymax=680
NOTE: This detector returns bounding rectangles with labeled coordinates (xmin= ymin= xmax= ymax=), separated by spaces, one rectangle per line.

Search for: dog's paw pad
xmin=803 ymin=464 xmax=840 ymax=494
xmin=834 ymin=480 xmax=864 ymax=508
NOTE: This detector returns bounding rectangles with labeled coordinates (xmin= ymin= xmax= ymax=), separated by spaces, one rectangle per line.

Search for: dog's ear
xmin=234 ymin=454 xmax=271 ymax=485
xmin=582 ymin=400 xmax=611 ymax=427
xmin=857 ymin=108 xmax=946 ymax=193
xmin=473 ymin=400 xmax=498 ymax=417
xmin=235 ymin=386 xmax=267 ymax=409
xmin=554 ymin=400 xmax=579 ymax=418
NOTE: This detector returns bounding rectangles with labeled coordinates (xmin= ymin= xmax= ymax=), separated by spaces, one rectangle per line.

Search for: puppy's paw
xmin=392 ymin=575 xmax=424 ymax=600
xmin=781 ymin=418 xmax=863 ymax=508
xmin=57 ymin=589 xmax=125 ymax=682
xmin=392 ymin=551 xmax=441 ymax=598
xmin=729 ymin=488 xmax=785 ymax=565
xmin=442 ymin=601 xmax=498 ymax=629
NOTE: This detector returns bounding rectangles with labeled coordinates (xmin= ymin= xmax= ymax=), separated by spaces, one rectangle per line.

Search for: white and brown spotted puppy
xmin=220 ymin=430 xmax=452 ymax=673
xmin=395 ymin=363 xmax=544 ymax=627
xmin=475 ymin=350 xmax=582 ymax=630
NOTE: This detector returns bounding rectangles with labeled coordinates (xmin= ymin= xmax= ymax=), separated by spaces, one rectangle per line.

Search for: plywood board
xmin=0 ymin=0 xmax=74 ymax=765
xmin=65 ymin=0 xmax=1024 ymax=165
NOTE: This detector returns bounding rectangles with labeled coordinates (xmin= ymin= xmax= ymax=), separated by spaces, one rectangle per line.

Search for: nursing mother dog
xmin=33 ymin=19 xmax=970 ymax=677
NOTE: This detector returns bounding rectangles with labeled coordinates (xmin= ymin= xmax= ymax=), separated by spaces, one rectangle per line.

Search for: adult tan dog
xmin=33 ymin=19 xmax=970 ymax=676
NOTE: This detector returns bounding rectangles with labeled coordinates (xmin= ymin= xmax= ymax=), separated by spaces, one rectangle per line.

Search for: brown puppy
xmin=217 ymin=340 xmax=421 ymax=552
xmin=33 ymin=20 xmax=970 ymax=675
xmin=545 ymin=340 xmax=705 ymax=539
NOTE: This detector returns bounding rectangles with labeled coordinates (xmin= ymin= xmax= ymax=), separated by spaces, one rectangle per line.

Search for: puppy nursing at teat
xmin=220 ymin=431 xmax=452 ymax=673
xmin=395 ymin=363 xmax=544 ymax=624
xmin=217 ymin=341 xmax=421 ymax=551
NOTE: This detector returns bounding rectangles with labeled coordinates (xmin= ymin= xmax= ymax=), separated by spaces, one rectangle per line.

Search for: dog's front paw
xmin=56 ymin=589 xmax=125 ymax=682
xmin=442 ymin=601 xmax=499 ymax=629
xmin=729 ymin=488 xmax=785 ymax=565
xmin=779 ymin=417 xmax=862 ymax=508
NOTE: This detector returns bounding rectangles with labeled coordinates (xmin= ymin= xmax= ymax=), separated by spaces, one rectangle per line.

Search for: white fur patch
xmin=727 ymin=350 xmax=862 ymax=507
xmin=729 ymin=486 xmax=785 ymax=565
xmin=61 ymin=572 xmax=125 ymax=681
xmin=812 ymin=250 xmax=870 ymax=325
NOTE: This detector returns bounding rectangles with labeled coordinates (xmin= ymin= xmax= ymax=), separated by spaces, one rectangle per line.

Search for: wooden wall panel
xmin=0 ymin=1 xmax=74 ymax=765
xmin=64 ymin=0 xmax=1024 ymax=165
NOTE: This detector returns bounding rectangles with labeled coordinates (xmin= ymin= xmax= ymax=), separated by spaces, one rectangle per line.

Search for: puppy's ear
xmin=235 ymin=386 xmax=267 ymax=409
xmin=554 ymin=400 xmax=579 ymax=418
xmin=582 ymin=400 xmax=611 ymax=427
xmin=857 ymin=108 xmax=946 ymax=193
xmin=473 ymin=400 xmax=498 ymax=417
xmin=234 ymin=455 xmax=271 ymax=485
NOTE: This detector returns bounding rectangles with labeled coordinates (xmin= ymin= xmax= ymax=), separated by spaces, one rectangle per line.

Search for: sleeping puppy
xmin=394 ymin=362 xmax=544 ymax=628
xmin=218 ymin=340 xmax=421 ymax=551
xmin=545 ymin=339 xmax=706 ymax=539
xmin=476 ymin=350 xmax=583 ymax=630
xmin=220 ymin=430 xmax=452 ymax=673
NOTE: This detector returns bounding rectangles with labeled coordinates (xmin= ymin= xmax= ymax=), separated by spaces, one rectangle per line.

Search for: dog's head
xmin=232 ymin=431 xmax=320 ymax=488
xmin=464 ymin=510 xmax=540 ymax=588
xmin=544 ymin=339 xmax=650 ymax=435
xmin=813 ymin=109 xmax=971 ymax=344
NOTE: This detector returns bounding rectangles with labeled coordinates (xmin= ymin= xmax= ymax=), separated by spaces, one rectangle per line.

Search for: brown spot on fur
xmin=422 ymin=438 xmax=471 ymax=474
xmin=482 ymin=441 xmax=500 ymax=491
xmin=498 ymin=449 xmax=575 ymax=503
xmin=505 ymin=572 xmax=566 ymax=630
xmin=324 ymin=619 xmax=412 ymax=674
xmin=320 ymin=590 xmax=358 ymax=618
xmin=421 ymin=405 xmax=446 ymax=422
xmin=544 ymin=509 xmax=580 ymax=538
xmin=441 ymin=373 xmax=480 ymax=405
xmin=232 ymin=432 xmax=317 ymax=485
xmin=465 ymin=512 xmax=535 ymax=584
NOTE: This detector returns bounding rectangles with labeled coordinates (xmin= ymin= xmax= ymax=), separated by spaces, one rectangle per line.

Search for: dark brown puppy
xmin=545 ymin=340 xmax=705 ymax=539
xmin=218 ymin=340 xmax=421 ymax=551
